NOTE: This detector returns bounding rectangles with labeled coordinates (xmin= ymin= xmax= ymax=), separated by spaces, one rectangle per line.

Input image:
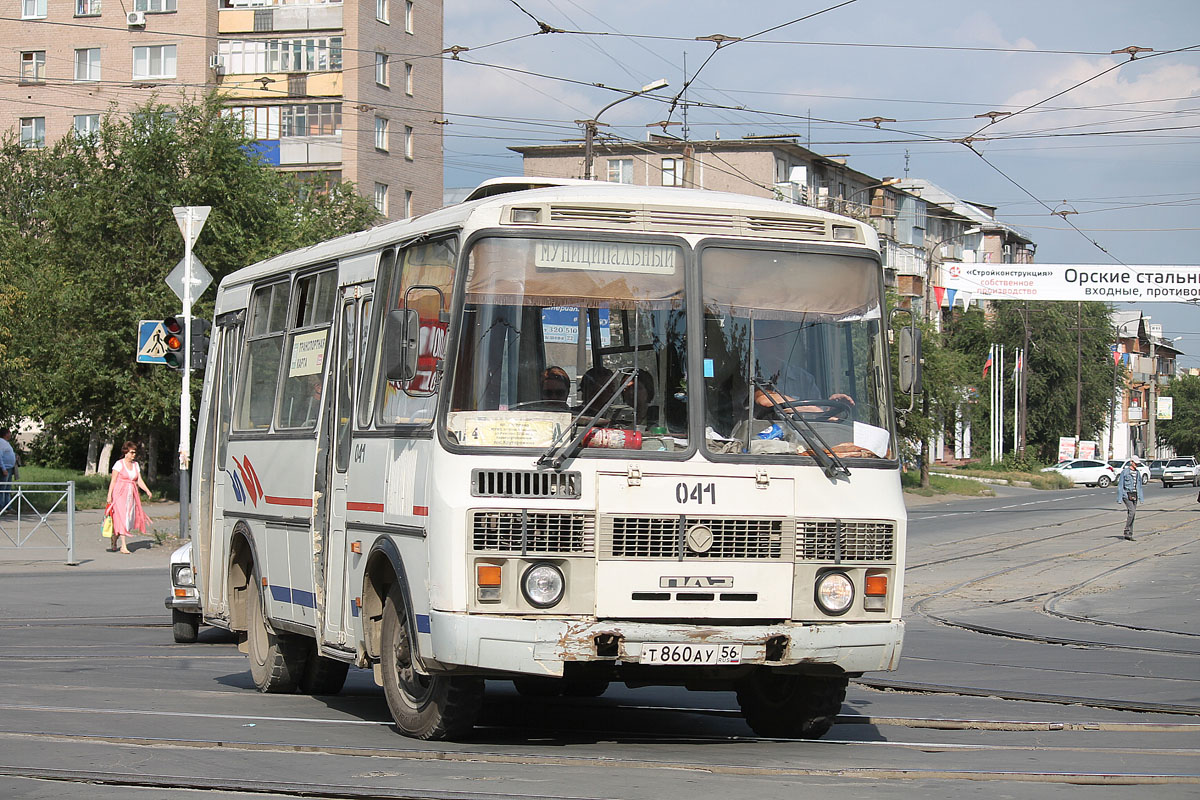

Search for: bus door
xmin=319 ymin=288 xmax=367 ymax=644
xmin=203 ymin=318 xmax=241 ymax=616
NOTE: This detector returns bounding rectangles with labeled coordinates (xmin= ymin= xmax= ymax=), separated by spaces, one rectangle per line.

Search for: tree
xmin=1157 ymin=374 xmax=1200 ymax=456
xmin=0 ymin=93 xmax=379 ymax=467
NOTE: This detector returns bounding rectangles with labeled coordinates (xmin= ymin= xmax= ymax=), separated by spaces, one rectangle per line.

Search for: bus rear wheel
xmin=247 ymin=577 xmax=307 ymax=693
xmin=735 ymin=672 xmax=847 ymax=739
xmin=381 ymin=588 xmax=482 ymax=740
xmin=300 ymin=642 xmax=350 ymax=695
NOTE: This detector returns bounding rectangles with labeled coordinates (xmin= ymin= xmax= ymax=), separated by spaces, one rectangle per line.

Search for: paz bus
xmin=188 ymin=178 xmax=910 ymax=740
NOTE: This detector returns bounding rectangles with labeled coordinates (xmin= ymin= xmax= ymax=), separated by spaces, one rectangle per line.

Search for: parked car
xmin=1161 ymin=456 xmax=1199 ymax=488
xmin=1042 ymin=459 xmax=1117 ymax=487
xmin=1149 ymin=459 xmax=1167 ymax=481
xmin=164 ymin=541 xmax=202 ymax=643
xmin=1108 ymin=459 xmax=1150 ymax=485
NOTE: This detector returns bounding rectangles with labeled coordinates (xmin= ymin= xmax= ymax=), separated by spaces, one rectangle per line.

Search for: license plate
xmin=641 ymin=642 xmax=741 ymax=665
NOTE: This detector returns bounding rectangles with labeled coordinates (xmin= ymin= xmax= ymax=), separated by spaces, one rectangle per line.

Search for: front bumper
xmin=164 ymin=588 xmax=201 ymax=614
xmin=429 ymin=611 xmax=904 ymax=677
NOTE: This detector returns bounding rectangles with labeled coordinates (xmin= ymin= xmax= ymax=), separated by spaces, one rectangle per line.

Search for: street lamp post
xmin=577 ymin=78 xmax=669 ymax=181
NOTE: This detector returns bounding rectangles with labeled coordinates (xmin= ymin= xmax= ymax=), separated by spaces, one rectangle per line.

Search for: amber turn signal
xmin=477 ymin=564 xmax=502 ymax=587
xmin=864 ymin=574 xmax=888 ymax=596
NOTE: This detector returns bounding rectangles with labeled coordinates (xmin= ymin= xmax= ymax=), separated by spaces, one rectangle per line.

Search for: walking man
xmin=1117 ymin=456 xmax=1143 ymax=541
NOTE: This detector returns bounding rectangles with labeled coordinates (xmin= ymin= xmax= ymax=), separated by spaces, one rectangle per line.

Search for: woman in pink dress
xmin=105 ymin=441 xmax=152 ymax=554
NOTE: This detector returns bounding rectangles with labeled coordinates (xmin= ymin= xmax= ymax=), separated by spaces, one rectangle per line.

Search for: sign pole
xmin=171 ymin=206 xmax=210 ymax=542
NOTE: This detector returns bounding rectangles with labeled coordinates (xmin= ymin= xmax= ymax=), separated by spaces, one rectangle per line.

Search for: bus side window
xmin=236 ymin=281 xmax=289 ymax=430
xmin=335 ymin=298 xmax=356 ymax=473
xmin=276 ymin=268 xmax=337 ymax=430
xmin=358 ymin=250 xmax=391 ymax=429
xmin=216 ymin=322 xmax=241 ymax=466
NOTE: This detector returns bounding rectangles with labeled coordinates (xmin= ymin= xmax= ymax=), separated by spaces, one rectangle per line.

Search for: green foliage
xmin=0 ymin=93 xmax=379 ymax=465
xmin=1158 ymin=374 xmax=1200 ymax=456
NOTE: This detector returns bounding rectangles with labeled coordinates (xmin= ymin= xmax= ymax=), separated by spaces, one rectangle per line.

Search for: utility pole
xmin=1018 ymin=303 xmax=1031 ymax=454
xmin=1075 ymin=302 xmax=1083 ymax=439
xmin=577 ymin=78 xmax=669 ymax=181
xmin=1147 ymin=336 xmax=1158 ymax=458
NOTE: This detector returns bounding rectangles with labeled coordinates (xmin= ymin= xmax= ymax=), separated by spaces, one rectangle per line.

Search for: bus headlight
xmin=173 ymin=564 xmax=195 ymax=588
xmin=814 ymin=571 xmax=854 ymax=615
xmin=521 ymin=563 xmax=565 ymax=608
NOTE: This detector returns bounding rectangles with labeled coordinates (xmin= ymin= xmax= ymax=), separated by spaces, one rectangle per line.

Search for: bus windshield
xmin=701 ymin=246 xmax=894 ymax=461
xmin=446 ymin=236 xmax=689 ymax=453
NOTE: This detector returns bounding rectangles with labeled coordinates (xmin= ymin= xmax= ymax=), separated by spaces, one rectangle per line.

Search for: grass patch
xmin=943 ymin=467 xmax=1073 ymax=490
xmin=902 ymin=470 xmax=995 ymax=497
xmin=12 ymin=465 xmax=178 ymax=511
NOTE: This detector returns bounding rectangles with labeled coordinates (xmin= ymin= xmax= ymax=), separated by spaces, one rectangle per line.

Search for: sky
xmin=440 ymin=0 xmax=1200 ymax=364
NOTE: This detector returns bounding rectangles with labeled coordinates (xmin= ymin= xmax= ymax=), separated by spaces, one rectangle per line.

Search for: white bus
xmin=189 ymin=179 xmax=909 ymax=741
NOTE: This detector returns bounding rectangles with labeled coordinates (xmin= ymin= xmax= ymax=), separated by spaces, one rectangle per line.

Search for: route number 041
xmin=676 ymin=482 xmax=716 ymax=504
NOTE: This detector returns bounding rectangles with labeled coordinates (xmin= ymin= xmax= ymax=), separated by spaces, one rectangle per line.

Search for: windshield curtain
xmin=701 ymin=246 xmax=894 ymax=460
xmin=445 ymin=236 xmax=689 ymax=453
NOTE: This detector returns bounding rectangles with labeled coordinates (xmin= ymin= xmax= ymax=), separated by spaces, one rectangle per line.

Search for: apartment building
xmin=3 ymin=0 xmax=443 ymax=221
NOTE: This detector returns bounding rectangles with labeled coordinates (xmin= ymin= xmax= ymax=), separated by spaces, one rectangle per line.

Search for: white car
xmin=1042 ymin=459 xmax=1117 ymax=488
xmin=1108 ymin=460 xmax=1150 ymax=486
xmin=1161 ymin=457 xmax=1200 ymax=488
xmin=164 ymin=541 xmax=202 ymax=643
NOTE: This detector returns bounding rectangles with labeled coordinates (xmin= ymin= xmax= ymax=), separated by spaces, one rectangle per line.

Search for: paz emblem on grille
xmin=685 ymin=524 xmax=714 ymax=554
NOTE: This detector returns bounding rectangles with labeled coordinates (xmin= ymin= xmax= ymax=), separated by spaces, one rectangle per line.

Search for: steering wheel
xmin=767 ymin=398 xmax=853 ymax=422
xmin=507 ymin=400 xmax=570 ymax=412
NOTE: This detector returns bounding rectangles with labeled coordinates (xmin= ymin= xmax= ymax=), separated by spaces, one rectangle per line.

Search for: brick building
xmin=3 ymin=0 xmax=443 ymax=221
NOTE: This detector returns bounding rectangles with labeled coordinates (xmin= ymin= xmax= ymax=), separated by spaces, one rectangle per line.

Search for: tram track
xmin=0 ymin=730 xmax=1198 ymax=787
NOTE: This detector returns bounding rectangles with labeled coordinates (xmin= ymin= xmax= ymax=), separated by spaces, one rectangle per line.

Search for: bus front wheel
xmin=381 ymin=588 xmax=482 ymax=740
xmin=735 ymin=672 xmax=847 ymax=739
xmin=247 ymin=577 xmax=307 ymax=693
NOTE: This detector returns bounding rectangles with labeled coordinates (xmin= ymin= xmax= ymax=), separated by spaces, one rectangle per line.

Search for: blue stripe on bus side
xmin=268 ymin=585 xmax=316 ymax=608
xmin=416 ymin=614 xmax=430 ymax=633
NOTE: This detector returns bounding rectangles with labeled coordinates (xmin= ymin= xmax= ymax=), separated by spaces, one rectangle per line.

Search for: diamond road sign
xmin=165 ymin=256 xmax=213 ymax=303
xmin=137 ymin=320 xmax=169 ymax=364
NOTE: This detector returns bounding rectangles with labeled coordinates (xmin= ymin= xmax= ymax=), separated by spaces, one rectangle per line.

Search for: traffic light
xmin=163 ymin=316 xmax=186 ymax=370
xmin=190 ymin=318 xmax=211 ymax=372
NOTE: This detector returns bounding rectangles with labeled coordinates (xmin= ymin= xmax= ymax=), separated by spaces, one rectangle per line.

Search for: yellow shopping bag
xmin=101 ymin=514 xmax=113 ymax=538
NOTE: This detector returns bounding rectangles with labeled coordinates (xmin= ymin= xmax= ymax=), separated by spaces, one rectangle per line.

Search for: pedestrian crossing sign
xmin=137 ymin=320 xmax=169 ymax=364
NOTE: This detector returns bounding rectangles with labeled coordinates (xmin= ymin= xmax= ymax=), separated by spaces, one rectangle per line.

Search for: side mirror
xmin=898 ymin=326 xmax=922 ymax=394
xmin=383 ymin=308 xmax=420 ymax=382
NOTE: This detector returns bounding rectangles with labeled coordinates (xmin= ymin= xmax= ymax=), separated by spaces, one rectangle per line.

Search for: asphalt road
xmin=0 ymin=485 xmax=1196 ymax=799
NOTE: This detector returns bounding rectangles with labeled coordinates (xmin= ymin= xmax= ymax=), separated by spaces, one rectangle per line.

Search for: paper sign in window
xmin=288 ymin=329 xmax=328 ymax=377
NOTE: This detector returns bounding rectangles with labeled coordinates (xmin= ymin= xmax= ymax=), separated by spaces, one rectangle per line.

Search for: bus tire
xmin=300 ymin=644 xmax=350 ymax=695
xmin=735 ymin=672 xmax=847 ymax=739
xmin=512 ymin=676 xmax=563 ymax=697
xmin=381 ymin=588 xmax=482 ymax=740
xmin=247 ymin=578 xmax=307 ymax=693
xmin=172 ymin=609 xmax=200 ymax=643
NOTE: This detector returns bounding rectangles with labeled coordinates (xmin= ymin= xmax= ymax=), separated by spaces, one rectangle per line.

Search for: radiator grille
xmin=471 ymin=469 xmax=581 ymax=499
xmin=797 ymin=519 xmax=895 ymax=562
xmin=472 ymin=510 xmax=595 ymax=554
xmin=601 ymin=516 xmax=793 ymax=560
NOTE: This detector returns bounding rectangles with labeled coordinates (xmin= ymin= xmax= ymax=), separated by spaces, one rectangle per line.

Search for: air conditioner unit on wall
xmin=126 ymin=10 xmax=146 ymax=26
xmin=209 ymin=54 xmax=225 ymax=72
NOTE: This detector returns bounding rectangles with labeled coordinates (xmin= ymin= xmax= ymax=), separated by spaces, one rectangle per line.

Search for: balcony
xmin=219 ymin=0 xmax=342 ymax=33
xmin=246 ymin=135 xmax=341 ymax=166
xmin=218 ymin=72 xmax=342 ymax=99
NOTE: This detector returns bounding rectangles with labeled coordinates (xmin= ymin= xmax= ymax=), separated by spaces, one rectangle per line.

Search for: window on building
xmin=20 ymin=51 xmax=46 ymax=84
xmin=75 ymin=48 xmax=101 ymax=81
xmin=374 ymin=183 xmax=388 ymax=214
xmin=374 ymin=117 xmax=389 ymax=151
xmin=375 ymin=52 xmax=388 ymax=86
xmin=404 ymin=125 xmax=413 ymax=159
xmin=76 ymin=0 xmax=101 ymax=15
xmin=21 ymin=0 xmax=46 ymax=18
xmin=280 ymin=103 xmax=341 ymax=136
xmin=404 ymin=190 xmax=412 ymax=218
xmin=218 ymin=37 xmax=343 ymax=75
xmin=661 ymin=157 xmax=682 ymax=186
xmin=19 ymin=117 xmax=45 ymax=148
xmin=774 ymin=157 xmax=788 ymax=184
xmin=405 ymin=0 xmax=413 ymax=32
xmin=404 ymin=62 xmax=413 ymax=95
xmin=376 ymin=0 xmax=387 ymax=22
xmin=607 ymin=158 xmax=633 ymax=184
xmin=224 ymin=105 xmax=282 ymax=139
xmin=134 ymin=0 xmax=176 ymax=11
xmin=74 ymin=114 xmax=101 ymax=137
xmin=133 ymin=45 xmax=177 ymax=79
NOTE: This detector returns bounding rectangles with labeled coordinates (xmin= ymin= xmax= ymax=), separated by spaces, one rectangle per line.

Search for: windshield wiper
xmin=751 ymin=376 xmax=850 ymax=480
xmin=537 ymin=369 xmax=636 ymax=470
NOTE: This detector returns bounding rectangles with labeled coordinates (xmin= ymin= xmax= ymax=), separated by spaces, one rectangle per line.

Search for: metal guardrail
xmin=0 ymin=482 xmax=77 ymax=565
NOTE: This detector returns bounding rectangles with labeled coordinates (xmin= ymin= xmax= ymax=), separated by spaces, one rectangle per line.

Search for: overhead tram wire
xmin=662 ymin=0 xmax=859 ymax=126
